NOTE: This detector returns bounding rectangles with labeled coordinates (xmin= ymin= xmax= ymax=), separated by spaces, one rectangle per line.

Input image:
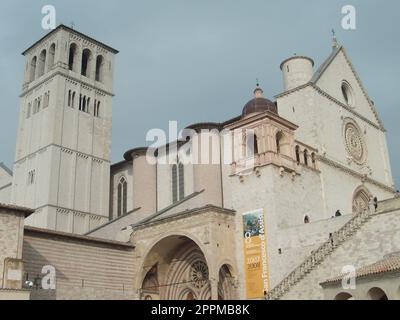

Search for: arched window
xmin=38 ymin=49 xmax=47 ymax=77
xmin=253 ymin=134 xmax=259 ymax=155
xmin=334 ymin=292 xmax=354 ymax=300
xmin=367 ymin=287 xmax=388 ymax=300
xmin=33 ymin=99 xmax=37 ymax=114
xmin=79 ymin=94 xmax=82 ymax=111
xmin=30 ymin=56 xmax=37 ymax=82
xmin=72 ymin=92 xmax=76 ymax=108
xmin=341 ymin=81 xmax=354 ymax=107
xmin=295 ymin=145 xmax=300 ymax=164
xmin=95 ymin=55 xmax=104 ymax=82
xmin=311 ymin=152 xmax=316 ymax=168
xmin=172 ymin=162 xmax=185 ymax=203
xmin=37 ymin=97 xmax=41 ymax=112
xmin=172 ymin=164 xmax=178 ymax=203
xmin=304 ymin=149 xmax=309 ymax=166
xmin=68 ymin=90 xmax=72 ymax=107
xmin=276 ymin=131 xmax=283 ymax=154
xmin=178 ymin=162 xmax=185 ymax=200
xmin=304 ymin=216 xmax=310 ymax=224
xmin=87 ymin=98 xmax=91 ymax=113
xmin=81 ymin=49 xmax=92 ymax=77
xmin=246 ymin=131 xmax=258 ymax=157
xmin=94 ymin=100 xmax=99 ymax=117
xmin=82 ymin=96 xmax=86 ymax=112
xmin=68 ymin=43 xmax=77 ymax=71
xmin=26 ymin=103 xmax=31 ymax=119
xmin=95 ymin=101 xmax=101 ymax=117
xmin=117 ymin=177 xmax=127 ymax=217
xmin=44 ymin=92 xmax=50 ymax=108
xmin=47 ymin=43 xmax=56 ymax=70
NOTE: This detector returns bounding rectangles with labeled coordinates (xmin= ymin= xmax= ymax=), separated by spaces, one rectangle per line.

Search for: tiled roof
xmin=321 ymin=253 xmax=400 ymax=286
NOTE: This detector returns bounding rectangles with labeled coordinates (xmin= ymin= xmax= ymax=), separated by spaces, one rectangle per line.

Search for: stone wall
xmin=0 ymin=204 xmax=33 ymax=299
xmin=281 ymin=198 xmax=400 ymax=300
xmin=22 ymin=227 xmax=136 ymax=300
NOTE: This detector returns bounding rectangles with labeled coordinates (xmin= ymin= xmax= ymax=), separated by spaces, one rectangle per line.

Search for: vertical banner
xmin=242 ymin=208 xmax=270 ymax=299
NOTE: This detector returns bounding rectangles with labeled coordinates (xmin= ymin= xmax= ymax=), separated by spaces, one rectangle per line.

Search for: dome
xmin=242 ymin=87 xmax=278 ymax=117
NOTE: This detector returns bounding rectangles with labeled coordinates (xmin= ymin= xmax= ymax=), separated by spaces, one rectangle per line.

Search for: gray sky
xmin=0 ymin=0 xmax=398 ymax=188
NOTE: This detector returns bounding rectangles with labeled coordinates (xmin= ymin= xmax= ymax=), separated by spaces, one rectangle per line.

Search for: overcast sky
xmin=0 ymin=0 xmax=398 ymax=188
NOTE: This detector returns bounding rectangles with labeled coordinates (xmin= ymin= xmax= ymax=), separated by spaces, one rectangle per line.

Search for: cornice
xmin=20 ymin=68 xmax=115 ymax=98
xmin=318 ymin=155 xmax=395 ymax=193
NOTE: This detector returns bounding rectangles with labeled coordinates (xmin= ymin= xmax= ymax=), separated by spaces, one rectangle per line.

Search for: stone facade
xmin=11 ymin=25 xmax=117 ymax=234
xmin=0 ymin=164 xmax=12 ymax=204
xmin=280 ymin=198 xmax=400 ymax=300
xmin=0 ymin=204 xmax=33 ymax=299
xmin=1 ymin=27 xmax=399 ymax=300
xmin=23 ymin=227 xmax=135 ymax=300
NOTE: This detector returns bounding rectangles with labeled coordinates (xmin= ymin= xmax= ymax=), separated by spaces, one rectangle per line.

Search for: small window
xmin=311 ymin=152 xmax=316 ymax=167
xmin=276 ymin=131 xmax=283 ymax=154
xmin=30 ymin=56 xmax=37 ymax=82
xmin=87 ymin=98 xmax=91 ymax=113
xmin=246 ymin=131 xmax=258 ymax=157
xmin=28 ymin=170 xmax=36 ymax=185
xmin=95 ymin=55 xmax=104 ymax=82
xmin=26 ymin=103 xmax=31 ymax=119
xmin=304 ymin=149 xmax=309 ymax=166
xmin=117 ymin=177 xmax=127 ymax=217
xmin=68 ymin=90 xmax=72 ymax=107
xmin=81 ymin=49 xmax=92 ymax=77
xmin=295 ymin=145 xmax=300 ymax=164
xmin=68 ymin=43 xmax=77 ymax=71
xmin=48 ymin=43 xmax=56 ymax=70
xmin=38 ymin=49 xmax=46 ymax=78
xmin=341 ymin=81 xmax=354 ymax=107
xmin=79 ymin=94 xmax=82 ymax=111
xmin=172 ymin=164 xmax=178 ymax=203
xmin=304 ymin=216 xmax=310 ymax=224
xmin=72 ymin=92 xmax=76 ymax=108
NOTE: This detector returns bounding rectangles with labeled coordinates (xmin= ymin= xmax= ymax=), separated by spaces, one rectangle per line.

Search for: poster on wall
xmin=242 ymin=208 xmax=270 ymax=299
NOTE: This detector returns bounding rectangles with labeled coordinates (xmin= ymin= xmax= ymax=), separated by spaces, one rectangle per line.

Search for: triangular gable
xmin=311 ymin=46 xmax=384 ymax=130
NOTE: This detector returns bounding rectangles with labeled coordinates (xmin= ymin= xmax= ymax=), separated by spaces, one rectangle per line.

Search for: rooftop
xmin=321 ymin=253 xmax=400 ymax=286
xmin=22 ymin=24 xmax=119 ymax=55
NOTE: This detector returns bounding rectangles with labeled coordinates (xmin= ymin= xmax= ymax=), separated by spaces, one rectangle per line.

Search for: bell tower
xmin=11 ymin=25 xmax=118 ymax=234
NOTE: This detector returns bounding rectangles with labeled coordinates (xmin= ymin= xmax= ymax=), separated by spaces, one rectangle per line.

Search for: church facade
xmin=0 ymin=25 xmax=399 ymax=300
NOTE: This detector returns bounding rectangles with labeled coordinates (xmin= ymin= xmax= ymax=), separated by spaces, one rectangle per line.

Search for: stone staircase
xmin=266 ymin=208 xmax=372 ymax=300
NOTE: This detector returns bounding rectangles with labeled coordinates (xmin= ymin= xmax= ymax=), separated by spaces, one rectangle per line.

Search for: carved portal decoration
xmin=190 ymin=261 xmax=209 ymax=289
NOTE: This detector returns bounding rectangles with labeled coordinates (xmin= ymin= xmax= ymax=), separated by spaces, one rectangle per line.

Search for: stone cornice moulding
xmin=132 ymin=205 xmax=236 ymax=231
xmin=318 ymin=155 xmax=395 ymax=193
xmin=20 ymin=69 xmax=115 ymax=98
xmin=34 ymin=203 xmax=109 ymax=220
xmin=14 ymin=144 xmax=111 ymax=165
xmin=275 ymin=82 xmax=384 ymax=132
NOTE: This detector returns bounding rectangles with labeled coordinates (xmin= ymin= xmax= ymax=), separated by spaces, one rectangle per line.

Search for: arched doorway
xmin=141 ymin=263 xmax=160 ymax=300
xmin=367 ymin=287 xmax=388 ymax=300
xmin=139 ymin=235 xmax=211 ymax=300
xmin=352 ymin=186 xmax=372 ymax=214
xmin=334 ymin=292 xmax=354 ymax=300
xmin=218 ymin=264 xmax=235 ymax=300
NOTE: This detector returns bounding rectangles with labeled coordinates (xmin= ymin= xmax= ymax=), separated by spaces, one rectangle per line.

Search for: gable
xmin=312 ymin=47 xmax=384 ymax=129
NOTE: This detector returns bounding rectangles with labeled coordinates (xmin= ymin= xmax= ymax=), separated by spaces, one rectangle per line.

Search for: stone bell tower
xmin=11 ymin=25 xmax=118 ymax=234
